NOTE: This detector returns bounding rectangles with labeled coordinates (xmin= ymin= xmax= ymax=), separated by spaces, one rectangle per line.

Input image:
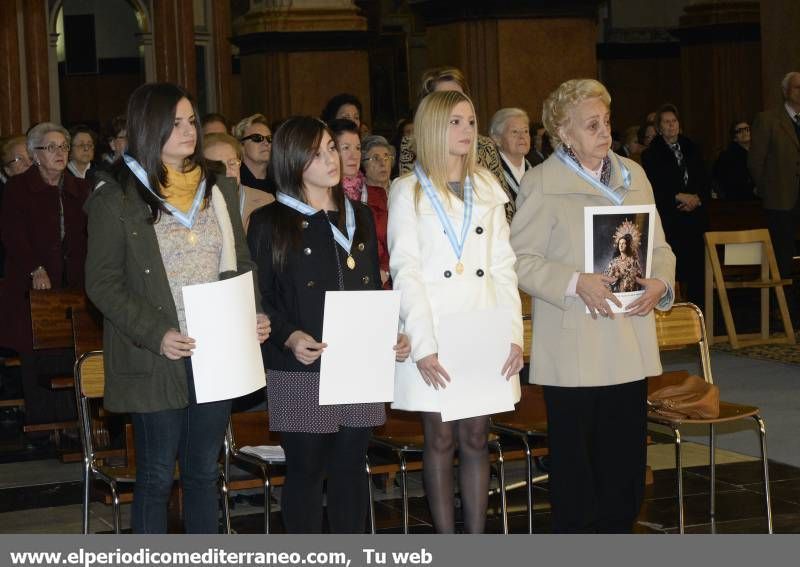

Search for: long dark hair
xmin=268 ymin=116 xmax=365 ymax=269
xmin=123 ymin=82 xmax=213 ymax=222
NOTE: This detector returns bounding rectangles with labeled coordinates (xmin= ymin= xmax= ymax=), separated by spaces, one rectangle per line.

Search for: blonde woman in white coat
xmin=388 ymin=90 xmax=523 ymax=533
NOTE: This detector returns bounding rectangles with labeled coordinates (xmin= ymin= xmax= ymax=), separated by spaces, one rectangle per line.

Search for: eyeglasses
xmin=74 ymin=143 xmax=95 ymax=151
xmin=3 ymin=155 xmax=31 ymax=168
xmin=34 ymin=143 xmax=70 ymax=154
xmin=240 ymin=133 xmax=272 ymax=144
xmin=734 ymin=126 xmax=750 ymax=134
xmin=362 ymin=154 xmax=393 ymax=164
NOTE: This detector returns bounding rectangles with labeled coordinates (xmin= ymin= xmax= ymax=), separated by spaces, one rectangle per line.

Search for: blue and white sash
xmin=275 ymin=191 xmax=355 ymax=256
xmin=554 ymin=146 xmax=631 ymax=205
xmin=414 ymin=164 xmax=473 ymax=268
xmin=123 ymin=155 xmax=206 ymax=229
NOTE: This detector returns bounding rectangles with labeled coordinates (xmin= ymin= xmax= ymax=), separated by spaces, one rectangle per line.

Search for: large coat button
xmin=307 ymin=280 xmax=315 ymax=287
xmin=476 ymin=269 xmax=485 ymax=277
xmin=144 ymin=268 xmax=151 ymax=274
xmin=301 ymin=220 xmax=309 ymax=229
xmin=357 ymin=242 xmax=365 ymax=251
xmin=444 ymin=270 xmax=452 ymax=278
xmin=475 ymin=226 xmax=484 ymax=234
xmin=303 ymin=247 xmax=312 ymax=255
xmin=362 ymin=276 xmax=370 ymax=285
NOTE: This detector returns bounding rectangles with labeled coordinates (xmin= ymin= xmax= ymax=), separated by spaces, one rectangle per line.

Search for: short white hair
xmin=781 ymin=71 xmax=800 ymax=99
xmin=27 ymin=122 xmax=70 ymax=156
xmin=489 ymin=107 xmax=530 ymax=139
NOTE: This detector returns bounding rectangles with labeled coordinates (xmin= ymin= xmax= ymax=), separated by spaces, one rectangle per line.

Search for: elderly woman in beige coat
xmin=510 ymin=79 xmax=676 ymax=533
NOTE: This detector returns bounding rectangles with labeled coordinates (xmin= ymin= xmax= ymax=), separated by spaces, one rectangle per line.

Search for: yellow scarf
xmin=161 ymin=164 xmax=202 ymax=213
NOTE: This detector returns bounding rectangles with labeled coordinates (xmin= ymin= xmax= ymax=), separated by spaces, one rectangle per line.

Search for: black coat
xmin=247 ymin=200 xmax=382 ymax=373
xmin=713 ymin=142 xmax=756 ymax=201
xmin=641 ymin=134 xmax=709 ymax=238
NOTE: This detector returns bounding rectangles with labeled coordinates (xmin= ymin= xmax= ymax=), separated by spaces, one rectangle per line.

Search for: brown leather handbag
xmin=647 ymin=375 xmax=720 ymax=419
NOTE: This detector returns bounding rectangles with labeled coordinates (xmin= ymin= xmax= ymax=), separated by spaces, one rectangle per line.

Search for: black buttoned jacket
xmin=247 ymin=200 xmax=382 ymax=372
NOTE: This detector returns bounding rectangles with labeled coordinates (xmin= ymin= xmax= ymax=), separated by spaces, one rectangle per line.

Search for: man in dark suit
xmin=749 ymin=71 xmax=800 ymax=318
xmin=642 ymin=104 xmax=710 ymax=308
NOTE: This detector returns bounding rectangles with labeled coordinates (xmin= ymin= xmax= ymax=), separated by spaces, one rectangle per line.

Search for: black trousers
xmin=280 ymin=426 xmax=371 ymax=533
xmin=766 ymin=207 xmax=800 ymax=319
xmin=543 ymin=379 xmax=648 ymax=533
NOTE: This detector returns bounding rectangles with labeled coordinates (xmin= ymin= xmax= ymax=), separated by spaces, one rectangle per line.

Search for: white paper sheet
xmin=724 ymin=242 xmax=762 ymax=265
xmin=319 ymin=290 xmax=401 ymax=405
xmin=240 ymin=445 xmax=286 ymax=462
xmin=182 ymin=272 xmax=266 ymax=403
xmin=436 ymin=308 xmax=515 ymax=422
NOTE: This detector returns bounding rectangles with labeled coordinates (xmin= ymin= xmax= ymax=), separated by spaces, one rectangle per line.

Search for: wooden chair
xmin=371 ymin=409 xmax=509 ymax=534
xmin=490 ymin=384 xmax=549 ymax=534
xmin=26 ymin=289 xmax=87 ymax=444
xmin=651 ymin=303 xmax=773 ymax=534
xmin=704 ymin=229 xmax=795 ymax=348
xmin=224 ymin=411 xmax=376 ymax=534
xmin=223 ymin=411 xmax=286 ymax=534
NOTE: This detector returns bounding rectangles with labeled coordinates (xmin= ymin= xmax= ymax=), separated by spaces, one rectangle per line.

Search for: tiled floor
xmin=0 ymin=437 xmax=797 ymax=534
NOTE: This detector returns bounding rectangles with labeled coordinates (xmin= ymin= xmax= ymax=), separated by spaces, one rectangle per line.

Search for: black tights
xmin=280 ymin=427 xmax=371 ymax=533
xmin=421 ymin=413 xmax=489 ymax=533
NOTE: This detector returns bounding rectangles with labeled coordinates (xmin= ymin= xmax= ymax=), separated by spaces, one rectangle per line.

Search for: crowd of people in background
xmin=0 ymin=65 xmax=798 ymax=535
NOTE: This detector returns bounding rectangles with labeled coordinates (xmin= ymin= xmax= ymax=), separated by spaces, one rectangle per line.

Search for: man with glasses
xmin=233 ymin=113 xmax=273 ymax=194
xmin=713 ymin=121 xmax=755 ymax=201
xmin=749 ymin=71 xmax=800 ymax=321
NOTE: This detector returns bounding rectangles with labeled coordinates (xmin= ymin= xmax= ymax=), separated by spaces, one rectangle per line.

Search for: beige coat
xmin=510 ymin=153 xmax=676 ymax=388
xmin=240 ymin=185 xmax=274 ymax=233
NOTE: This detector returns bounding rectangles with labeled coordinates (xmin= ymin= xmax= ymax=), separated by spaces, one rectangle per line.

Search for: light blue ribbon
xmin=123 ymin=154 xmax=206 ymax=229
xmin=554 ymin=146 xmax=631 ymax=205
xmin=414 ymin=164 xmax=473 ymax=263
xmin=275 ymin=191 xmax=355 ymax=255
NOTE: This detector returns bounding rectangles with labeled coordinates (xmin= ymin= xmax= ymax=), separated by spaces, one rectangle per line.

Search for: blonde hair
xmin=412 ymin=90 xmax=489 ymax=205
xmin=204 ymin=132 xmax=243 ymax=161
xmin=232 ymin=113 xmax=270 ymax=140
xmin=542 ymin=79 xmax=611 ymax=147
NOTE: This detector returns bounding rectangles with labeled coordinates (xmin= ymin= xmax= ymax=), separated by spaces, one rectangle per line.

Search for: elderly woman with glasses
xmin=0 ymin=122 xmax=91 ymax=431
xmin=233 ymin=113 xmax=273 ymax=194
xmin=511 ymin=79 xmax=675 ymax=533
xmin=203 ymin=132 xmax=274 ymax=232
xmin=67 ymin=124 xmax=97 ymax=180
xmin=360 ymin=135 xmax=395 ymax=191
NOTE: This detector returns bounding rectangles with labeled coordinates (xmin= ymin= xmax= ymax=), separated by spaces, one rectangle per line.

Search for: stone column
xmin=232 ymin=0 xmax=370 ymax=123
xmin=0 ymin=0 xmax=22 ymax=135
xmin=674 ymin=1 xmax=761 ymax=160
xmin=152 ymin=0 xmax=196 ymax=95
xmin=412 ymin=1 xmax=601 ymax=131
xmin=759 ymin=0 xmax=800 ymax=109
xmin=22 ymin=0 xmax=50 ymax=125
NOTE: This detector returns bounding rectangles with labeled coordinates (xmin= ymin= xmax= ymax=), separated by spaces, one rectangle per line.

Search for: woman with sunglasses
xmin=233 ymin=114 xmax=273 ymax=194
xmin=0 ymin=122 xmax=91 ymax=435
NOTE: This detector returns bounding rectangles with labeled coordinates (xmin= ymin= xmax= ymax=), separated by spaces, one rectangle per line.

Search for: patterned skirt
xmin=267 ymin=370 xmax=386 ymax=433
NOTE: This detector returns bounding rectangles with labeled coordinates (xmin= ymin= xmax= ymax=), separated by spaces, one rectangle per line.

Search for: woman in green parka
xmin=84 ymin=82 xmax=270 ymax=533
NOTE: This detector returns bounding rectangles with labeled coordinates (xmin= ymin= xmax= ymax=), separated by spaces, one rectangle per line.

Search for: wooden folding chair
xmin=704 ymin=229 xmax=795 ymax=348
xmin=26 ymin=289 xmax=87 ymax=447
xmin=651 ymin=303 xmax=772 ymax=534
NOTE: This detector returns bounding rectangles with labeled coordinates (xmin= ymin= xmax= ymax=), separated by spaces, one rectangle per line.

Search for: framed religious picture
xmin=584 ymin=204 xmax=656 ymax=313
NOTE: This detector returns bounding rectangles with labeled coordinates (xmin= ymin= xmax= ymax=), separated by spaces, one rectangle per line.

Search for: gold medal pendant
xmin=455 ymin=261 xmax=464 ymax=275
xmin=347 ymin=255 xmax=356 ymax=270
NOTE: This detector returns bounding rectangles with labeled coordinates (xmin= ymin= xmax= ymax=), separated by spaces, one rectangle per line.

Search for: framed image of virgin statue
xmin=584 ymin=205 xmax=655 ymax=314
